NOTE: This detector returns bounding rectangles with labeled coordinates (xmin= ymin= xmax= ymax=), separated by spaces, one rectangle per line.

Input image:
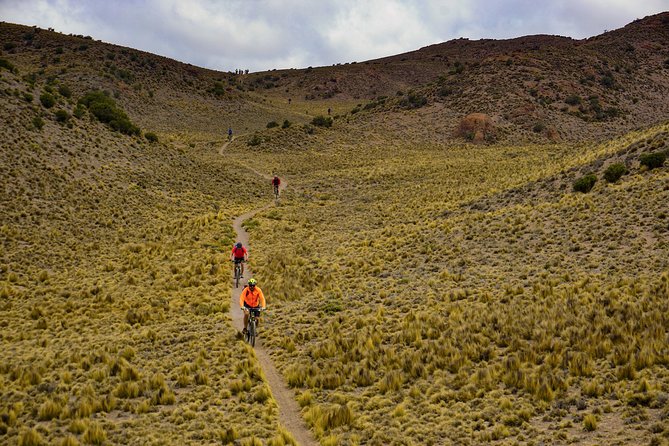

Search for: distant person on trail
xmin=230 ymin=242 xmax=248 ymax=277
xmin=240 ymin=278 xmax=266 ymax=335
xmin=272 ymin=175 xmax=281 ymax=197
xmin=227 ymin=128 xmax=233 ymax=141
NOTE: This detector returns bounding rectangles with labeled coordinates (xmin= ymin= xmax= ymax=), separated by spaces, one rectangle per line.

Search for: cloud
xmin=0 ymin=0 xmax=666 ymax=72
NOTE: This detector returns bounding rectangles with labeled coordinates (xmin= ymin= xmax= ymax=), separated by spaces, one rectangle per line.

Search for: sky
xmin=1 ymin=0 xmax=668 ymax=73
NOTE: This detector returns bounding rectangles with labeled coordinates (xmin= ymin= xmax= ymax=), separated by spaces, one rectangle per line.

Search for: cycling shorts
xmin=243 ymin=303 xmax=262 ymax=316
xmin=233 ymin=257 xmax=245 ymax=263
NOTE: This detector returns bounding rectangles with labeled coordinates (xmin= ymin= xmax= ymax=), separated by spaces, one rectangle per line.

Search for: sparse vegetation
xmin=2 ymin=17 xmax=669 ymax=446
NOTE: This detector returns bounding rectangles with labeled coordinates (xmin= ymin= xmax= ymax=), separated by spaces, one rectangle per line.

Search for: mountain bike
xmin=232 ymin=260 xmax=243 ymax=288
xmin=273 ymin=184 xmax=280 ymax=200
xmin=243 ymin=307 xmax=263 ymax=347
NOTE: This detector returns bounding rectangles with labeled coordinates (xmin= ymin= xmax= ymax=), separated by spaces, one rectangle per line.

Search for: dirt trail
xmin=229 ymin=179 xmax=311 ymax=445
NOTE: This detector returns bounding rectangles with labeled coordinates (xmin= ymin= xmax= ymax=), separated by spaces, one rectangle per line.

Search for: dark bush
xmin=54 ymin=109 xmax=70 ymax=122
xmin=400 ymin=92 xmax=428 ymax=109
xmin=79 ymin=90 xmax=140 ymax=136
xmin=210 ymin=82 xmax=226 ymax=96
xmin=533 ymin=122 xmax=546 ymax=133
xmin=248 ymin=134 xmax=262 ymax=146
xmin=22 ymin=92 xmax=33 ymax=102
xmin=565 ymin=95 xmax=581 ymax=106
xmin=573 ymin=174 xmax=597 ymax=193
xmin=32 ymin=116 xmax=44 ymax=130
xmin=144 ymin=132 xmax=158 ymax=143
xmin=0 ymin=58 xmax=17 ymax=72
xmin=3 ymin=42 xmax=16 ymax=51
xmin=73 ymin=104 xmax=86 ymax=118
xmin=603 ymin=163 xmax=627 ymax=183
xmin=311 ymin=116 xmax=333 ymax=127
xmin=266 ymin=121 xmax=279 ymax=128
xmin=282 ymin=119 xmax=291 ymax=129
xmin=40 ymin=93 xmax=56 ymax=108
xmin=58 ymin=84 xmax=72 ymax=98
xmin=639 ymin=152 xmax=666 ymax=170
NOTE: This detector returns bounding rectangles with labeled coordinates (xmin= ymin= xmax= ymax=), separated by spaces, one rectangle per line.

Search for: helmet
xmin=247 ymin=278 xmax=257 ymax=286
xmin=235 ymin=242 xmax=242 ymax=248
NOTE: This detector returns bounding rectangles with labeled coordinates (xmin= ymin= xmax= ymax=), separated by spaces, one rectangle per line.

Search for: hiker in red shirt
xmin=230 ymin=242 xmax=248 ymax=277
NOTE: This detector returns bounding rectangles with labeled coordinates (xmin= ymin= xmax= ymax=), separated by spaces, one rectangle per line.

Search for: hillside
xmin=1 ymin=14 xmax=669 ymax=446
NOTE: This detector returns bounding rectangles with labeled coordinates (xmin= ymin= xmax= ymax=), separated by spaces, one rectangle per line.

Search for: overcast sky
xmin=1 ymin=1 xmax=667 ymax=72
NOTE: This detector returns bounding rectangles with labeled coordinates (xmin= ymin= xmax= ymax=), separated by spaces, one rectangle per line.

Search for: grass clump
xmin=82 ymin=422 xmax=106 ymax=445
xmin=38 ymin=399 xmax=62 ymax=420
xmin=603 ymin=162 xmax=627 ymax=183
xmin=639 ymin=151 xmax=666 ymax=170
xmin=18 ymin=428 xmax=43 ymax=446
xmin=266 ymin=120 xmax=279 ymax=128
xmin=78 ymin=90 xmax=140 ymax=136
xmin=583 ymin=413 xmax=598 ymax=431
xmin=573 ymin=173 xmax=597 ymax=193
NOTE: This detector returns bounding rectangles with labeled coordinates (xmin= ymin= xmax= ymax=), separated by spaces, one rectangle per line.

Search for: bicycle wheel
xmin=234 ymin=265 xmax=240 ymax=288
xmin=248 ymin=320 xmax=256 ymax=347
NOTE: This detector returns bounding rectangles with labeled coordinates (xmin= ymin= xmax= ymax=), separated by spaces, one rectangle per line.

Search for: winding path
xmin=223 ymin=139 xmax=315 ymax=446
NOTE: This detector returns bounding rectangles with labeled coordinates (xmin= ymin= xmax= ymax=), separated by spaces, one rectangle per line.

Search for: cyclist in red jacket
xmin=230 ymin=242 xmax=248 ymax=277
xmin=271 ymin=175 xmax=281 ymax=197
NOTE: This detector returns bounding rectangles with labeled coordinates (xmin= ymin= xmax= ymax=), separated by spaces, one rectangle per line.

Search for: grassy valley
xmin=1 ymin=13 xmax=669 ymax=446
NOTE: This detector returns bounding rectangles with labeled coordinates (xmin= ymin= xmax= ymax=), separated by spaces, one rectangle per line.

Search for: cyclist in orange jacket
xmin=240 ymin=278 xmax=266 ymax=334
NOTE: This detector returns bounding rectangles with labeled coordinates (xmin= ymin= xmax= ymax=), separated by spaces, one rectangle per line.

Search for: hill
xmin=1 ymin=14 xmax=669 ymax=446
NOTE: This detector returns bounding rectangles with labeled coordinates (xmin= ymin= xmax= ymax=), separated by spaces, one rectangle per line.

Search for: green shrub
xmin=400 ymin=91 xmax=428 ymax=109
xmin=58 ymin=84 xmax=72 ymax=98
xmin=266 ymin=120 xmax=279 ymax=128
xmin=0 ymin=58 xmax=17 ymax=73
xmin=32 ymin=116 xmax=44 ymax=130
xmin=40 ymin=92 xmax=56 ymax=108
xmin=282 ymin=119 xmax=291 ymax=129
xmin=22 ymin=92 xmax=33 ymax=102
xmin=73 ymin=104 xmax=86 ymax=119
xmin=311 ymin=116 xmax=333 ymax=127
xmin=79 ymin=90 xmax=140 ymax=135
xmin=573 ymin=173 xmax=597 ymax=193
xmin=639 ymin=151 xmax=666 ymax=170
xmin=603 ymin=163 xmax=627 ymax=183
xmin=145 ymin=132 xmax=158 ymax=143
xmin=248 ymin=134 xmax=262 ymax=146
xmin=55 ymin=109 xmax=70 ymax=123
xmin=533 ymin=122 xmax=546 ymax=133
xmin=565 ymin=95 xmax=581 ymax=105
